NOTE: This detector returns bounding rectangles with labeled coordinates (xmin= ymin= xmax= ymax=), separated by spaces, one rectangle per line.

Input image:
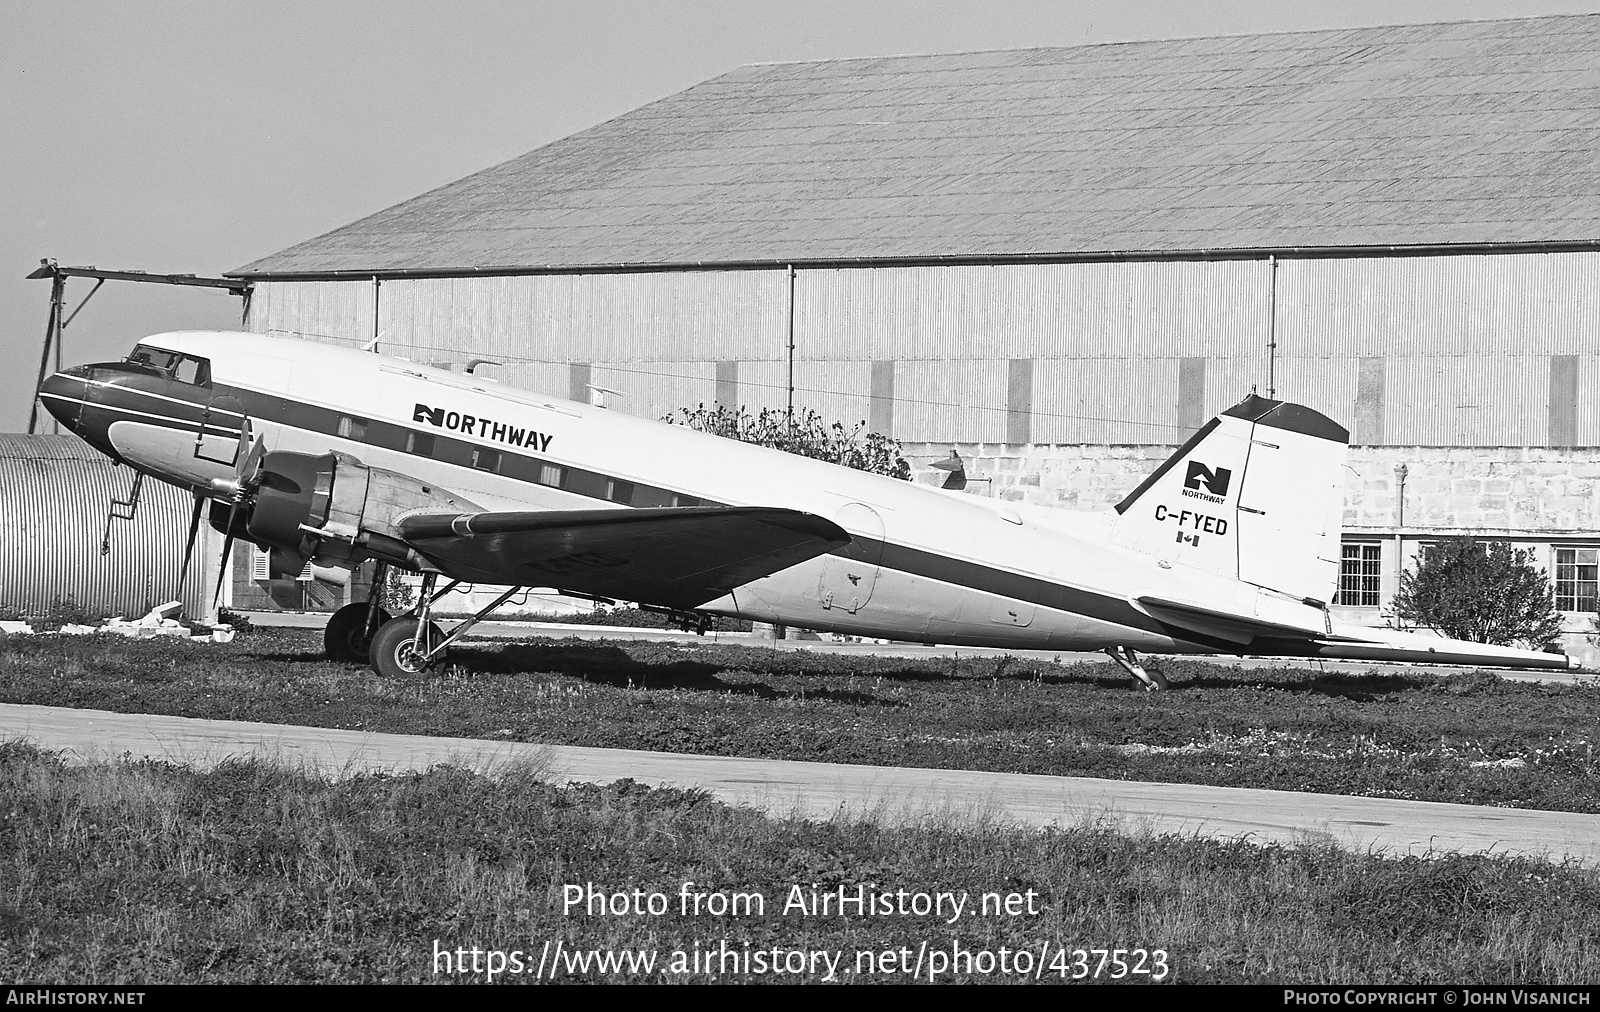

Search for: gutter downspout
xmin=1393 ymin=462 xmax=1409 ymax=615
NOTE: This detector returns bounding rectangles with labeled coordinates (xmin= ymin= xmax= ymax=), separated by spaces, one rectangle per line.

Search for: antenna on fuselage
xmin=587 ymin=384 xmax=623 ymax=409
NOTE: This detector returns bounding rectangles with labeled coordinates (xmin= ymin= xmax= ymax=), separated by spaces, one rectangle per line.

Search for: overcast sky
xmin=5 ymin=0 xmax=1595 ymax=431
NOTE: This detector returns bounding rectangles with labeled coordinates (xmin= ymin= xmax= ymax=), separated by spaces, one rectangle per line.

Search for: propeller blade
xmin=232 ymin=418 xmax=252 ymax=470
xmin=212 ymin=533 xmax=235 ymax=610
xmin=239 ymin=432 xmax=266 ymax=487
xmin=211 ymin=423 xmax=262 ymax=611
xmin=211 ymin=494 xmax=245 ymax=610
xmin=178 ymin=494 xmax=203 ymax=595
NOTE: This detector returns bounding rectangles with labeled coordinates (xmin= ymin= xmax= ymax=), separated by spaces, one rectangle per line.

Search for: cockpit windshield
xmin=126 ymin=345 xmax=211 ymax=385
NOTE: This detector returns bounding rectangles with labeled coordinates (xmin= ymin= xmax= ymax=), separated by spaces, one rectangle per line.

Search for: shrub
xmin=666 ymin=404 xmax=911 ymax=480
xmin=1390 ymin=538 xmax=1564 ymax=649
xmin=378 ymin=566 xmax=417 ymax=613
xmin=216 ymin=607 xmax=254 ymax=635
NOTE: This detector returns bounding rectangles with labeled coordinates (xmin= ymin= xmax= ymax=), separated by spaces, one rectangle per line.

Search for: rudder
xmin=1111 ymin=394 xmax=1349 ymax=603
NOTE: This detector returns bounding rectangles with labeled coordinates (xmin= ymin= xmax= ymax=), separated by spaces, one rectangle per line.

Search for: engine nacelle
xmin=247 ymin=451 xmax=338 ymax=552
xmin=239 ymin=450 xmax=478 ymax=572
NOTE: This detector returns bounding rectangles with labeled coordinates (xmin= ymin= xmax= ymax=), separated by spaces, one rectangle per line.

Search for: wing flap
xmin=398 ymin=506 xmax=849 ymax=609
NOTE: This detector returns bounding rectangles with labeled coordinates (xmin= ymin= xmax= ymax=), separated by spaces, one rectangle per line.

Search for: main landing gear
xmin=1105 ymin=646 xmax=1170 ymax=691
xmin=323 ymin=561 xmax=393 ymax=663
xmin=366 ymin=571 xmax=526 ymax=678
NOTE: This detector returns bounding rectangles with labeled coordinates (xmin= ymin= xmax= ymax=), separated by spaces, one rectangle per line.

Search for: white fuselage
xmin=94 ymin=332 xmax=1283 ymax=652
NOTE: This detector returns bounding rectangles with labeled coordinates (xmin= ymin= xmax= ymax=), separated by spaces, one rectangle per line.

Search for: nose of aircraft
xmin=38 ymin=365 xmax=90 ymax=432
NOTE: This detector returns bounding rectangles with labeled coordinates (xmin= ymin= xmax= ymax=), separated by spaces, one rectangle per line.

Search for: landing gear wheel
xmin=369 ymin=616 xmax=446 ymax=677
xmin=324 ymin=603 xmax=391 ymax=663
xmin=1105 ymin=646 xmax=1169 ymax=691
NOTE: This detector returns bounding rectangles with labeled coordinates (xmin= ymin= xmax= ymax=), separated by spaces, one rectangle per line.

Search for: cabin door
xmin=816 ymin=502 xmax=884 ymax=614
xmin=194 ymin=394 xmax=248 ymax=465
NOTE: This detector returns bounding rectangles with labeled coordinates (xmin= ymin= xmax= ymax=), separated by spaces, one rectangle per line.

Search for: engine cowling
xmin=247 ymin=451 xmax=337 ymax=553
xmin=217 ymin=450 xmax=478 ymax=577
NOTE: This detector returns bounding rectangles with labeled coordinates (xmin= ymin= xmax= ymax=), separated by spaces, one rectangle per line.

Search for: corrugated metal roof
xmin=0 ymin=433 xmax=114 ymax=460
xmin=234 ymin=14 xmax=1600 ymax=276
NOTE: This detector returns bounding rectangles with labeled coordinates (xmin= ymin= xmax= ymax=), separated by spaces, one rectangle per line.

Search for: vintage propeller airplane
xmin=37 ymin=331 xmax=1575 ymax=684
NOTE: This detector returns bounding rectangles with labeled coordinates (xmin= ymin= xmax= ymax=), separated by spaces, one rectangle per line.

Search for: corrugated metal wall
xmin=0 ymin=435 xmax=215 ymax=622
xmin=248 ymin=251 xmax=1599 ymax=446
xmin=251 ymin=280 xmax=376 ymax=347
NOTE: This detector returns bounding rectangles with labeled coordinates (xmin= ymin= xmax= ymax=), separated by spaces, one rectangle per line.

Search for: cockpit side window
xmin=126 ymin=345 xmax=211 ymax=386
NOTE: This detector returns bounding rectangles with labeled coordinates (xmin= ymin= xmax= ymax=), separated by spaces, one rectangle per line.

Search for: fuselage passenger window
xmin=472 ymin=448 xmax=501 ymax=473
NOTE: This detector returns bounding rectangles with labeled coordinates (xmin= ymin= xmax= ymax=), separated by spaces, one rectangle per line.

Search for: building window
xmin=1337 ymin=542 xmax=1382 ymax=607
xmin=1555 ymin=548 xmax=1598 ymax=612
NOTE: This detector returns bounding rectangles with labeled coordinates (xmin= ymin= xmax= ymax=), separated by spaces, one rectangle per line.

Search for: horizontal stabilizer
xmin=1288 ymin=624 xmax=1577 ymax=671
xmin=1136 ymin=595 xmax=1329 ymax=646
xmin=399 ymin=505 xmax=850 ymax=610
xmin=1138 ymin=596 xmax=1576 ymax=671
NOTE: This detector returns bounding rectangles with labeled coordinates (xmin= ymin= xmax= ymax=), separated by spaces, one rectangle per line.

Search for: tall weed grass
xmin=2 ymin=743 xmax=1597 ymax=984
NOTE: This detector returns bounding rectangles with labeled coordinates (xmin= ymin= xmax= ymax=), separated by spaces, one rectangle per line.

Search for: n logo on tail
xmin=1184 ymin=462 xmax=1232 ymax=496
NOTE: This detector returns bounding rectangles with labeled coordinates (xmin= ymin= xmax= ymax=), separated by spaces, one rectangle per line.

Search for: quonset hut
xmin=228 ymin=14 xmax=1600 ymax=659
xmin=0 ymin=434 xmax=217 ymax=623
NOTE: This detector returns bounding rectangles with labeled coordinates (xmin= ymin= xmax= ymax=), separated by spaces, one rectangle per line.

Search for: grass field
xmin=2 ymin=628 xmax=1596 ymax=812
xmin=4 ymin=742 xmax=1598 ymax=984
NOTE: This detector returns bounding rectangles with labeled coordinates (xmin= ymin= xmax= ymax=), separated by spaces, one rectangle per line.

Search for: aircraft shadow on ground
xmin=247 ymin=639 xmax=1435 ymax=701
xmin=1012 ymin=660 xmax=1436 ymax=698
xmin=1148 ymin=670 xmax=1433 ymax=699
xmin=252 ymin=650 xmax=339 ymax=664
xmin=451 ymin=642 xmax=906 ymax=706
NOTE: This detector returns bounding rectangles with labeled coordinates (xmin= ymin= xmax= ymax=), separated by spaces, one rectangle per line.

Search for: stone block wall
xmin=902 ymin=441 xmax=1600 ymax=666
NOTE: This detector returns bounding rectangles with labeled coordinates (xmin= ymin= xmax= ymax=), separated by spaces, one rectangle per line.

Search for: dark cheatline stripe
xmin=872 ymin=540 xmax=1172 ymax=639
xmin=212 ymin=382 xmax=709 ymax=512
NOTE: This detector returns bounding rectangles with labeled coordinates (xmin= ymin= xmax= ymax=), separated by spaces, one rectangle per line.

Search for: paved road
xmin=5 ymin=702 xmax=1598 ymax=865
xmin=243 ymin=610 xmax=1598 ymax=685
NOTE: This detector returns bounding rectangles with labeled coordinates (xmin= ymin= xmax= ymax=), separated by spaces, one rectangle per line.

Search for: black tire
xmin=324 ymin=603 xmax=391 ymax=664
xmin=369 ymin=616 xmax=446 ymax=677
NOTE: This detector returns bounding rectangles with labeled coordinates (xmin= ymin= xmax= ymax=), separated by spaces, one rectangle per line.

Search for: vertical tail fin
xmin=1111 ymin=395 xmax=1349 ymax=603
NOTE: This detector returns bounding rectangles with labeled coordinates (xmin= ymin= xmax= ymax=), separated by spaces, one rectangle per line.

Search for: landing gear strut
xmin=1105 ymin=646 xmax=1170 ymax=691
xmin=323 ymin=561 xmax=392 ymax=663
xmin=368 ymin=574 xmax=525 ymax=678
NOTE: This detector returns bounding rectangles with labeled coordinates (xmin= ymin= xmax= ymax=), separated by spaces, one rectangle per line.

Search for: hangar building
xmin=228 ymin=14 xmax=1600 ymax=659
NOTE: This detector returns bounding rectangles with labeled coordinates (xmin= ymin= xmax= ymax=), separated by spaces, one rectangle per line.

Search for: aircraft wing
xmin=397 ymin=506 xmax=850 ymax=610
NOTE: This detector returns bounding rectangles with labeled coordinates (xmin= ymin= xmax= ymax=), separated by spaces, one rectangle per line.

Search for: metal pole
xmin=1393 ymin=462 xmax=1409 ymax=607
xmin=60 ymin=278 xmax=106 ymax=330
xmin=1266 ymin=255 xmax=1279 ymax=399
xmin=785 ymin=264 xmax=796 ymax=426
xmin=28 ymin=272 xmax=66 ymax=434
